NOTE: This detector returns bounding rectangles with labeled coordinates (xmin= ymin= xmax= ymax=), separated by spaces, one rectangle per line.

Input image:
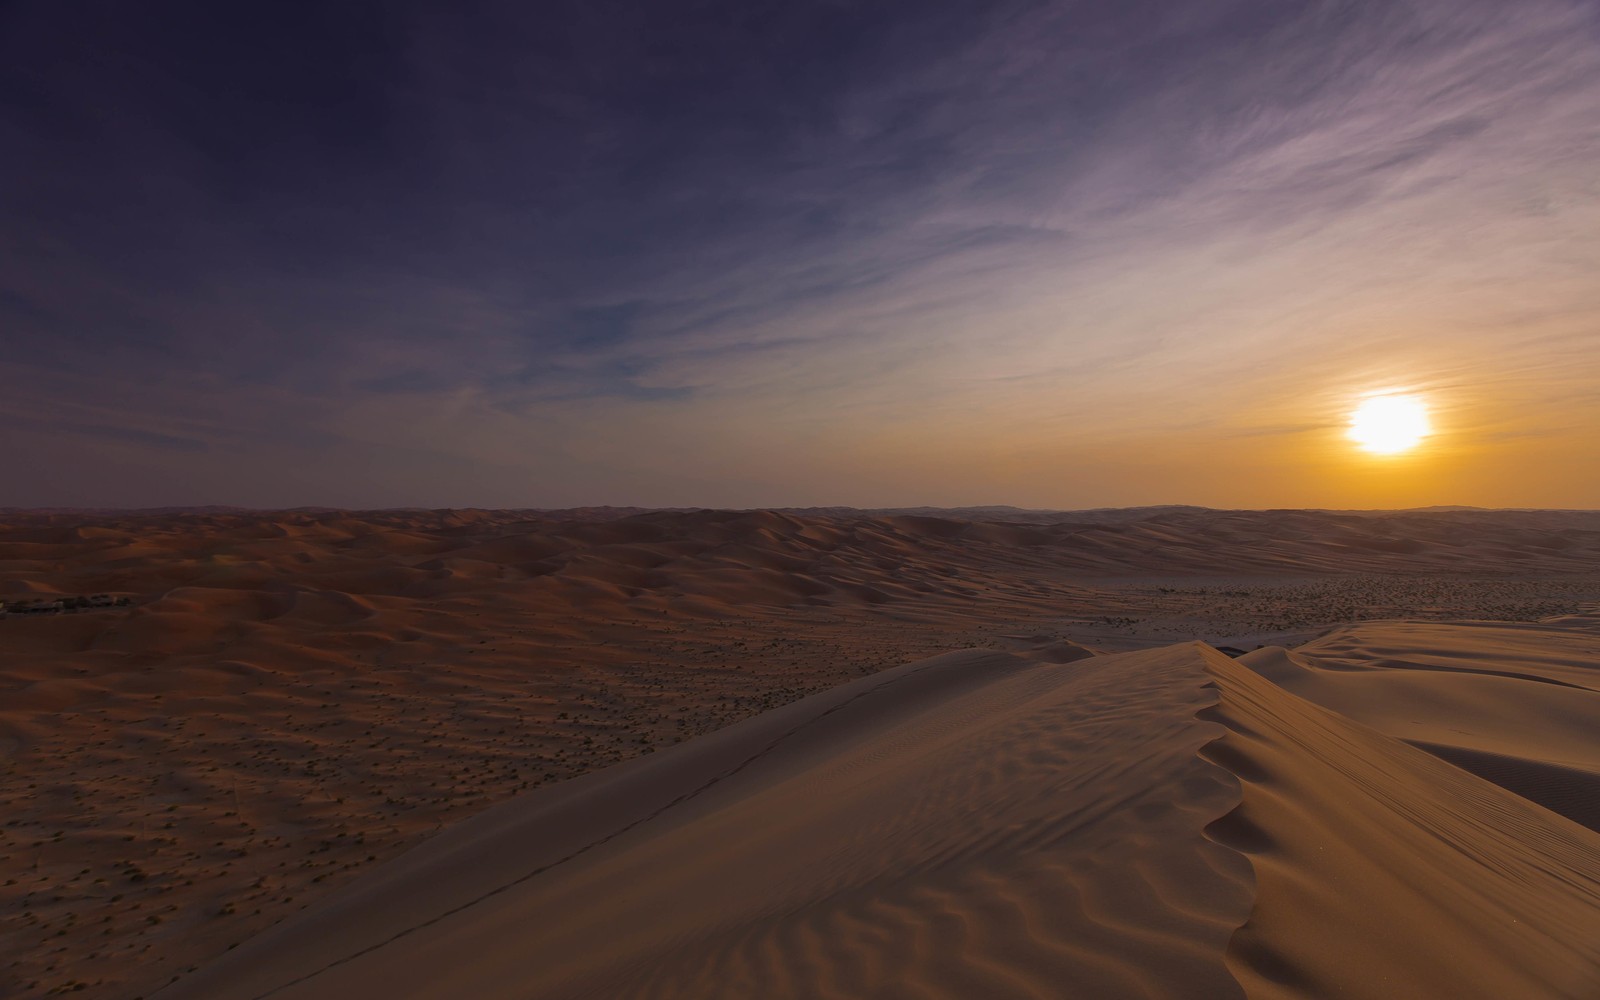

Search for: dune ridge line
xmin=1198 ymin=635 xmax=1600 ymax=999
xmin=154 ymin=648 xmax=1012 ymax=999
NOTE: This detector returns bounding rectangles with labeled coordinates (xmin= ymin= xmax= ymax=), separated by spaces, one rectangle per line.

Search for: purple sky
xmin=3 ymin=1 xmax=1598 ymax=509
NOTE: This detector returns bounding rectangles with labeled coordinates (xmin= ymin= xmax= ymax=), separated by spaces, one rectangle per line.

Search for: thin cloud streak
xmin=1 ymin=0 xmax=1597 ymax=507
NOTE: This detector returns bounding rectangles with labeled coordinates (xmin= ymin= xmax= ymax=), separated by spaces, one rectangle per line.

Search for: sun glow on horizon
xmin=1348 ymin=394 xmax=1433 ymax=455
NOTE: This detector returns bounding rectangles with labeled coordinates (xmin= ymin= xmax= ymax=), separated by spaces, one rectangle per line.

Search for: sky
xmin=3 ymin=0 xmax=1598 ymax=510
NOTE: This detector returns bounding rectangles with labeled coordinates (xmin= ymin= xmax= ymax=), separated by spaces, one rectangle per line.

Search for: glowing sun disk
xmin=1348 ymin=394 xmax=1432 ymax=454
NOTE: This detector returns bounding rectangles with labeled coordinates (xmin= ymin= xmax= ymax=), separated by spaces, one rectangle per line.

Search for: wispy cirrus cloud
xmin=2 ymin=0 xmax=1597 ymax=507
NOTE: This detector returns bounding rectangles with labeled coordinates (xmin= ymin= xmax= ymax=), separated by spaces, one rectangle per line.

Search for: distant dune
xmin=3 ymin=508 xmax=1599 ymax=998
xmin=4 ymin=507 xmax=1600 ymax=606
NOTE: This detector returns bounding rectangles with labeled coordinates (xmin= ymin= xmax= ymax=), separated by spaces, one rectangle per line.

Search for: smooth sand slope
xmin=1205 ymin=640 xmax=1600 ymax=999
xmin=1239 ymin=615 xmax=1600 ymax=832
xmin=164 ymin=643 xmax=1252 ymax=1000
xmin=167 ymin=617 xmax=1600 ymax=1000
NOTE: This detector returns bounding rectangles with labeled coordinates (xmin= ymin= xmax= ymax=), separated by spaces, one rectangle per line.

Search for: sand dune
xmin=4 ymin=508 xmax=1600 ymax=998
xmin=166 ymin=643 xmax=1253 ymax=1000
xmin=164 ymin=620 xmax=1600 ymax=1000
xmin=1206 ymin=640 xmax=1600 ymax=998
xmin=1238 ymin=613 xmax=1600 ymax=832
xmin=4 ymin=508 xmax=1600 ymax=616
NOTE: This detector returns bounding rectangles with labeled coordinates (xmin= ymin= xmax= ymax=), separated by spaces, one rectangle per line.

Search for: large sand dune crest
xmin=166 ymin=644 xmax=1253 ymax=999
xmin=167 ymin=618 xmax=1600 ymax=1000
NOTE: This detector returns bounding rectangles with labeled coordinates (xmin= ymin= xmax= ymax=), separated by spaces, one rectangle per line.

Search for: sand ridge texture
xmin=4 ymin=507 xmax=1600 ymax=997
xmin=166 ymin=619 xmax=1600 ymax=999
xmin=1204 ymin=637 xmax=1600 ymax=999
xmin=162 ymin=642 xmax=1256 ymax=999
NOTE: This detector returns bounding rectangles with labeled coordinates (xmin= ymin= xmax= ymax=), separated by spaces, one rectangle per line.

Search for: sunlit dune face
xmin=1348 ymin=394 xmax=1432 ymax=454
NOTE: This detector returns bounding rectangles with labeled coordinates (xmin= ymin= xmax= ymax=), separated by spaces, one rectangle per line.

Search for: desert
xmin=8 ymin=4 xmax=1600 ymax=995
xmin=3 ymin=505 xmax=1599 ymax=998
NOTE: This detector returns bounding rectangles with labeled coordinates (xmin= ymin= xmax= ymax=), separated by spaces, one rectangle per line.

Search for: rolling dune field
xmin=3 ymin=506 xmax=1599 ymax=998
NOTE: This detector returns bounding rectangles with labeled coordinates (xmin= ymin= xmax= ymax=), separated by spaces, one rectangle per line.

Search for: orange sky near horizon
xmin=2 ymin=2 xmax=1597 ymax=511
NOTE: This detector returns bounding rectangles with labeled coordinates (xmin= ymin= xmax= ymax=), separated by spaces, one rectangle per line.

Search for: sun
xmin=1348 ymin=394 xmax=1432 ymax=454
